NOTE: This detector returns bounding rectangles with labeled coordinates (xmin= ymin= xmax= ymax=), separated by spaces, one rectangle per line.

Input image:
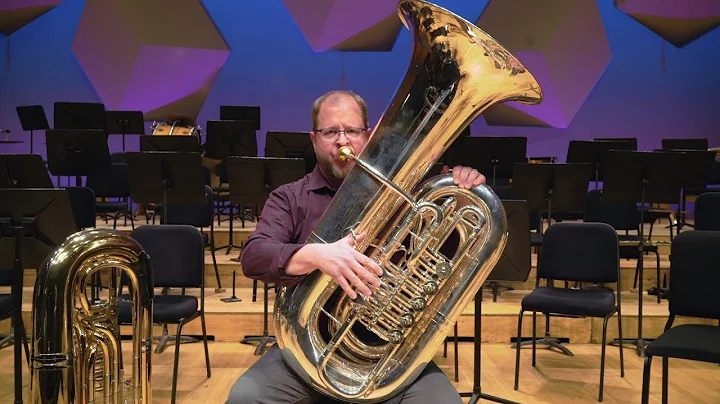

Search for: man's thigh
xmin=384 ymin=362 xmax=462 ymax=404
xmin=225 ymin=345 xmax=324 ymax=404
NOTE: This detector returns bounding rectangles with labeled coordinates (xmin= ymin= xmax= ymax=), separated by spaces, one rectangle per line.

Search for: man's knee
xmin=399 ymin=363 xmax=462 ymax=403
xmin=225 ymin=374 xmax=261 ymax=404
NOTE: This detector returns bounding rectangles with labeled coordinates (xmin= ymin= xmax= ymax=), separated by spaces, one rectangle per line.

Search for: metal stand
xmin=221 ymin=271 xmax=242 ymax=303
xmin=240 ymin=282 xmax=276 ymax=355
xmin=460 ymin=287 xmax=519 ymax=404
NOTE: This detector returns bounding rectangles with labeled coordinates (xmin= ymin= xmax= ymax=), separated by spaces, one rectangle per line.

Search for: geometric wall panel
xmin=616 ymin=0 xmax=720 ymax=48
xmin=281 ymin=0 xmax=402 ymax=51
xmin=0 ymin=0 xmax=63 ymax=36
xmin=71 ymin=0 xmax=229 ymax=121
xmin=476 ymin=0 xmax=612 ymax=128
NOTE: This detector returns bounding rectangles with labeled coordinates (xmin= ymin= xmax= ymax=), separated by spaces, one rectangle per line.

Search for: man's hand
xmin=442 ymin=165 xmax=487 ymax=189
xmin=287 ymin=231 xmax=383 ymax=299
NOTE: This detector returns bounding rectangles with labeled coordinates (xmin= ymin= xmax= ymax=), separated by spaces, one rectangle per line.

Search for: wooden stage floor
xmin=1 ymin=216 xmax=719 ymax=402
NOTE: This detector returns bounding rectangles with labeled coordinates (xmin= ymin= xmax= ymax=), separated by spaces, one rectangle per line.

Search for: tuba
xmin=30 ymin=228 xmax=154 ymax=404
xmin=274 ymin=0 xmax=543 ymax=402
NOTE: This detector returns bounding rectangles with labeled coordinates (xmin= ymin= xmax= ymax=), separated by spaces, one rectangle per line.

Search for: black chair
xmin=86 ymin=162 xmax=135 ymax=229
xmin=120 ymin=224 xmax=211 ymax=404
xmin=584 ymin=189 xmax=662 ymax=301
xmin=161 ymin=185 xmax=222 ymax=292
xmin=513 ymin=222 xmax=624 ymax=402
xmin=65 ymin=186 xmax=97 ymax=230
xmin=641 ymin=230 xmax=720 ymax=404
xmin=694 ymin=192 xmax=720 ymax=230
xmin=0 ymin=268 xmax=30 ymax=360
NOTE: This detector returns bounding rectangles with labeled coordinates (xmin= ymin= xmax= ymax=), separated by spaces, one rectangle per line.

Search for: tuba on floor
xmin=30 ymin=228 xmax=154 ymax=404
xmin=274 ymin=0 xmax=543 ymax=402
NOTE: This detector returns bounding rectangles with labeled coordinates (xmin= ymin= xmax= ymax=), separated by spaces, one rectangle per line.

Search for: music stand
xmin=456 ymin=199 xmax=529 ymax=404
xmin=219 ymin=105 xmax=261 ymax=131
xmin=204 ymin=120 xmax=258 ymax=159
xmin=222 ymin=157 xmax=267 ymax=255
xmin=602 ymin=150 xmax=686 ymax=357
xmin=661 ymin=138 xmax=708 ymax=151
xmin=45 ymin=129 xmax=112 ymax=186
xmin=15 ymin=105 xmax=50 ymax=154
xmin=0 ymin=154 xmax=53 ymax=188
xmin=0 ymin=188 xmax=78 ymax=404
xmin=139 ymin=135 xmax=200 ymax=153
xmin=125 ymin=152 xmax=207 ymax=225
xmin=567 ymin=140 xmax=636 ymax=187
xmin=446 ymin=137 xmax=527 ymax=186
xmin=265 ymin=131 xmax=317 ymax=174
xmin=106 ymin=110 xmax=145 ymax=151
xmin=510 ymin=162 xmax=592 ymax=356
xmin=53 ymin=101 xmax=108 ymax=135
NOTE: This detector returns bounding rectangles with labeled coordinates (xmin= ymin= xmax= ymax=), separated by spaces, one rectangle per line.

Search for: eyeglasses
xmin=314 ymin=127 xmax=367 ymax=140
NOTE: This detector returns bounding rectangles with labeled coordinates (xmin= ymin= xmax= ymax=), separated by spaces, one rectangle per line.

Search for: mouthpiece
xmin=338 ymin=146 xmax=355 ymax=162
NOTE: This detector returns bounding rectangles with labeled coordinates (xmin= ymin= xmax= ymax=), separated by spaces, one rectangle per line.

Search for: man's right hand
xmin=285 ymin=231 xmax=383 ymax=299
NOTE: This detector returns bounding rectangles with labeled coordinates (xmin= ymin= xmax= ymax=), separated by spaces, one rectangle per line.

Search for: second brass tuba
xmin=30 ymin=228 xmax=154 ymax=403
xmin=274 ymin=0 xmax=543 ymax=402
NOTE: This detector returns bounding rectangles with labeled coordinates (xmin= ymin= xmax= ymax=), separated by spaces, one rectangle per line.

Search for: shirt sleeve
xmin=240 ymin=186 xmax=307 ymax=286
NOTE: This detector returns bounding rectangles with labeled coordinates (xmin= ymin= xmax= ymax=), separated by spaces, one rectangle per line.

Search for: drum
xmin=151 ymin=122 xmax=200 ymax=136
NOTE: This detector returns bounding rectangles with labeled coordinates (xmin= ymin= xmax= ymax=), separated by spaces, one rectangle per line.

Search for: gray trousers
xmin=226 ymin=345 xmax=463 ymax=404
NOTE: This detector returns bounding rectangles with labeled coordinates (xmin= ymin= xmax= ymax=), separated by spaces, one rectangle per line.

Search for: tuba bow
xmin=30 ymin=228 xmax=154 ymax=404
xmin=275 ymin=0 xmax=543 ymax=402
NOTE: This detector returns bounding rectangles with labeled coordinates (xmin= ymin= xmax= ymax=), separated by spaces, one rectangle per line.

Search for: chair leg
xmin=532 ymin=311 xmax=537 ymax=367
xmin=252 ymin=279 xmax=258 ymax=302
xmin=453 ymin=322 xmax=458 ymax=382
xmin=513 ymin=309 xmax=525 ymax=390
xmin=641 ymin=355 xmax=653 ymax=404
xmin=662 ymin=357 xmax=669 ymax=404
xmin=599 ymin=316 xmax=610 ymax=402
xmin=202 ymin=312 xmax=211 ymax=378
xmin=617 ymin=311 xmax=625 ymax=378
xmin=210 ymin=231 xmax=223 ymax=292
xmin=171 ymin=321 xmax=186 ymax=404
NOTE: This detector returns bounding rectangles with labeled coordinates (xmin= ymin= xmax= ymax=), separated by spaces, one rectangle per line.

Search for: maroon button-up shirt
xmin=240 ymin=165 xmax=341 ymax=285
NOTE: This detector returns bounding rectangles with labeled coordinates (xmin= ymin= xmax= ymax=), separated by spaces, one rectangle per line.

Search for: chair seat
xmin=96 ymin=201 xmax=130 ymax=213
xmin=0 ymin=294 xmax=13 ymax=320
xmin=521 ymin=286 xmax=616 ymax=317
xmin=530 ymin=232 xmax=543 ymax=247
xmin=119 ymin=294 xmax=198 ymax=324
xmin=646 ymin=324 xmax=720 ymax=364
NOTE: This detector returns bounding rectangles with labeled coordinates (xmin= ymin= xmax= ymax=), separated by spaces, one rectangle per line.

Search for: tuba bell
xmin=274 ymin=0 xmax=543 ymax=402
xmin=30 ymin=228 xmax=154 ymax=404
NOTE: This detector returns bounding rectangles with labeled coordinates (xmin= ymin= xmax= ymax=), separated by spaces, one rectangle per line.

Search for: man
xmin=227 ymin=90 xmax=486 ymax=403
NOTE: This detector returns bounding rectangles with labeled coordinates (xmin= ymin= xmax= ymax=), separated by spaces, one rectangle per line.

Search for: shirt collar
xmin=307 ymin=164 xmax=340 ymax=193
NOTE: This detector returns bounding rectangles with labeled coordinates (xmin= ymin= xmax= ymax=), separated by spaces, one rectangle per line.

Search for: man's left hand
xmin=442 ymin=165 xmax=486 ymax=189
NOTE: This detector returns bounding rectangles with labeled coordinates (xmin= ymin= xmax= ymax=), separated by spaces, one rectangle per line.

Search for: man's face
xmin=310 ymin=97 xmax=369 ymax=181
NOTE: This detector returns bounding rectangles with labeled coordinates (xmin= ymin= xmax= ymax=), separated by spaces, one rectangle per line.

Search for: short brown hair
xmin=312 ymin=90 xmax=369 ymax=130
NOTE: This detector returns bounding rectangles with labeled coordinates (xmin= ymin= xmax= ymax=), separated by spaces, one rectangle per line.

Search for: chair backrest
xmin=65 ymin=186 xmax=96 ymax=229
xmin=584 ymin=189 xmax=639 ymax=231
xmin=695 ymin=192 xmax=720 ymax=230
xmin=86 ymin=163 xmax=130 ymax=198
xmin=669 ymin=230 xmax=720 ymax=320
xmin=163 ymin=185 xmax=213 ymax=228
xmin=130 ymin=225 xmax=204 ymax=288
xmin=537 ymin=222 xmax=619 ymax=284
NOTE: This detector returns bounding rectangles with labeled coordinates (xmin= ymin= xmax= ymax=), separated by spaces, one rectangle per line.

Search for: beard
xmin=316 ymin=150 xmax=353 ymax=181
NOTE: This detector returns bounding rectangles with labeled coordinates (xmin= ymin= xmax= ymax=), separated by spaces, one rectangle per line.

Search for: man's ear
xmin=309 ymin=130 xmax=316 ymax=143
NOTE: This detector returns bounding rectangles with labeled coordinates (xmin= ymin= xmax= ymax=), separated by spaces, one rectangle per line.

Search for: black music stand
xmin=0 ymin=188 xmax=78 ymax=404
xmin=204 ymin=120 xmax=258 ymax=159
xmin=222 ymin=157 xmax=267 ymax=256
xmin=265 ymin=131 xmax=317 ymax=174
xmin=139 ymin=135 xmax=200 ymax=153
xmin=0 ymin=154 xmax=53 ymax=188
xmin=510 ymin=162 xmax=592 ymax=356
xmin=567 ymin=140 xmax=636 ymax=187
xmin=446 ymin=137 xmax=527 ymax=186
xmin=661 ymin=138 xmax=708 ymax=151
xmin=125 ymin=152 xmax=207 ymax=225
xmin=219 ymin=105 xmax=261 ymax=130
xmin=602 ymin=150 xmax=686 ymax=357
xmin=45 ymin=129 xmax=111 ymax=186
xmin=457 ymin=200 xmax=530 ymax=404
xmin=53 ymin=101 xmax=108 ymax=135
xmin=15 ymin=105 xmax=49 ymax=154
xmin=106 ymin=110 xmax=145 ymax=151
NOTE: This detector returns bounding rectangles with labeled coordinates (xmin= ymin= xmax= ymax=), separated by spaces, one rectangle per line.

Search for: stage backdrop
xmin=0 ymin=0 xmax=718 ymax=161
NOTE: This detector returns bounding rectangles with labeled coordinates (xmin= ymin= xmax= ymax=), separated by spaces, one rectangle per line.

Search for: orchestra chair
xmin=160 ymin=185 xmax=222 ymax=292
xmin=641 ymin=230 xmax=720 ymax=404
xmin=694 ymin=191 xmax=720 ymax=230
xmin=65 ymin=186 xmax=97 ymax=230
xmin=513 ymin=222 xmax=624 ymax=402
xmin=86 ymin=161 xmax=135 ymax=229
xmin=119 ymin=225 xmax=211 ymax=404
xmin=584 ymin=189 xmax=662 ymax=301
